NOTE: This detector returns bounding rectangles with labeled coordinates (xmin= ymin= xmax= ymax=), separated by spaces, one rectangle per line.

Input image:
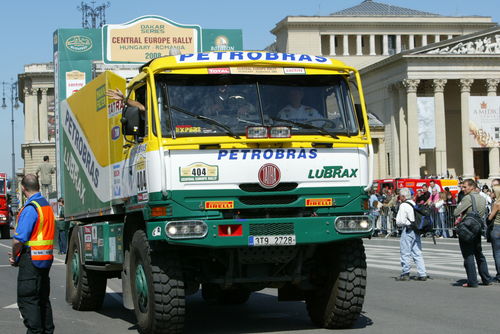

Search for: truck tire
xmin=66 ymin=227 xmax=107 ymax=311
xmin=1 ymin=224 xmax=10 ymax=239
xmin=306 ymin=239 xmax=367 ymax=329
xmin=130 ymin=229 xmax=185 ymax=334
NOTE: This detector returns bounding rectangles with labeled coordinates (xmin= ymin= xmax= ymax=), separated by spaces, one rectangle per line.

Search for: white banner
xmin=417 ymin=97 xmax=435 ymax=149
xmin=469 ymin=97 xmax=500 ymax=148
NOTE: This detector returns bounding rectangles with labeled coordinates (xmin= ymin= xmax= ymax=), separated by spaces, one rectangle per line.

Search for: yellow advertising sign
xmin=104 ymin=16 xmax=201 ymax=63
xmin=305 ymin=198 xmax=333 ymax=207
xmin=205 ymin=201 xmax=234 ymax=210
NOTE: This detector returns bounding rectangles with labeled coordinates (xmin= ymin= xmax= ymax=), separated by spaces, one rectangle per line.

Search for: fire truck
xmin=0 ymin=173 xmax=10 ymax=239
xmin=372 ymin=178 xmax=459 ymax=196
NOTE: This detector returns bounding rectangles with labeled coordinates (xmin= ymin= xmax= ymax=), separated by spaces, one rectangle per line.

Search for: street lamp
xmin=2 ymin=80 xmax=20 ymax=210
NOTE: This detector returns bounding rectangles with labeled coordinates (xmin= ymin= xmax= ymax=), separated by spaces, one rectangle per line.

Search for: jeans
xmin=438 ymin=211 xmax=449 ymax=238
xmin=400 ymin=227 xmax=427 ymax=277
xmin=490 ymin=225 xmax=500 ymax=281
xmin=58 ymin=230 xmax=67 ymax=254
xmin=458 ymin=234 xmax=492 ymax=286
xmin=380 ymin=214 xmax=388 ymax=233
xmin=17 ymin=251 xmax=54 ymax=334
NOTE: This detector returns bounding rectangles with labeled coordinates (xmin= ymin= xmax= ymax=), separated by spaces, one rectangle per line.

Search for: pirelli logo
xmin=205 ymin=201 xmax=234 ymax=210
xmin=305 ymin=198 xmax=333 ymax=207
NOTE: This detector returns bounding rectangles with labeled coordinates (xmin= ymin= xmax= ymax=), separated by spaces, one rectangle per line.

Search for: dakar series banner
xmin=469 ymin=96 xmax=500 ymax=148
xmin=103 ymin=15 xmax=202 ymax=63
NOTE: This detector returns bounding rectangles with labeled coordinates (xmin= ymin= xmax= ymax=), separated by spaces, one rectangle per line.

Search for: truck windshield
xmin=156 ymin=74 xmax=359 ymax=138
xmin=0 ymin=179 xmax=4 ymax=195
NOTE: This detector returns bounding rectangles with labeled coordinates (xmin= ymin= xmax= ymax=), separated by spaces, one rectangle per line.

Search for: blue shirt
xmin=14 ymin=193 xmax=44 ymax=244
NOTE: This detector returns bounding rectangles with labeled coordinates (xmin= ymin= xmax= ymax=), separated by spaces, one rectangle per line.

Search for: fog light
xmin=335 ymin=216 xmax=373 ymax=234
xmin=359 ymin=220 xmax=369 ymax=229
xmin=165 ymin=220 xmax=208 ymax=239
xmin=269 ymin=126 xmax=291 ymax=138
xmin=247 ymin=126 xmax=268 ymax=138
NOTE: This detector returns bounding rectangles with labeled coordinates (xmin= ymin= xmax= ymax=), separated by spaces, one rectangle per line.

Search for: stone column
xmin=434 ymin=34 xmax=440 ymax=43
xmin=433 ymin=79 xmax=448 ymax=177
xmin=396 ymin=35 xmax=402 ymax=53
xmin=356 ymin=34 xmax=362 ymax=55
xmin=409 ymin=34 xmax=415 ymax=49
xmin=398 ymin=83 xmax=408 ymax=177
xmin=39 ymin=88 xmax=49 ymax=142
xmin=379 ymin=137 xmax=386 ymax=178
xmin=329 ymin=35 xmax=336 ymax=56
xmin=447 ymin=34 xmax=453 ymax=40
xmin=382 ymin=35 xmax=389 ymax=55
xmin=487 ymin=78 xmax=500 ymax=179
xmin=422 ymin=35 xmax=428 ymax=46
xmin=389 ymin=85 xmax=400 ymax=177
xmin=403 ymin=79 xmax=421 ymax=178
xmin=343 ymin=34 xmax=349 ymax=56
xmin=460 ymin=79 xmax=475 ymax=178
xmin=369 ymin=34 xmax=376 ymax=55
xmin=24 ymin=88 xmax=39 ymax=143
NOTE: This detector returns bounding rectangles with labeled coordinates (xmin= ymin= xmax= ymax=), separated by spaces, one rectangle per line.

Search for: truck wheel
xmin=66 ymin=227 xmax=107 ymax=310
xmin=130 ymin=230 xmax=185 ymax=334
xmin=306 ymin=239 xmax=367 ymax=329
xmin=1 ymin=224 xmax=10 ymax=239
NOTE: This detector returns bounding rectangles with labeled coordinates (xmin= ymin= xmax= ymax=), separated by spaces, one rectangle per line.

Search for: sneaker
xmin=462 ymin=283 xmax=478 ymax=288
xmin=417 ymin=276 xmax=427 ymax=281
xmin=396 ymin=274 xmax=410 ymax=281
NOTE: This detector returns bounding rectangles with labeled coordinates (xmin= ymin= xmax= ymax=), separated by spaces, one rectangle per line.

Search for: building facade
xmin=271 ymin=0 xmax=500 ymax=180
xmin=18 ymin=63 xmax=57 ymax=196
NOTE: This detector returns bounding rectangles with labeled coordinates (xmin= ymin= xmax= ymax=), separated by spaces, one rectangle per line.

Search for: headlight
xmin=335 ymin=216 xmax=373 ymax=233
xmin=165 ymin=220 xmax=208 ymax=239
xmin=0 ymin=214 xmax=6 ymax=221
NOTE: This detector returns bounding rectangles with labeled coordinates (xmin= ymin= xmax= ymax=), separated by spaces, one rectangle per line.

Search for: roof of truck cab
xmin=138 ymin=51 xmax=355 ymax=75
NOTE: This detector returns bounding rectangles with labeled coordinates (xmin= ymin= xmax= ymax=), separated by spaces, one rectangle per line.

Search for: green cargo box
xmin=83 ymin=222 xmax=124 ymax=263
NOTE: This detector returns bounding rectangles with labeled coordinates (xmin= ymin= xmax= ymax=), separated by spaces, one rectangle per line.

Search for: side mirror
xmin=121 ymin=106 xmax=144 ymax=137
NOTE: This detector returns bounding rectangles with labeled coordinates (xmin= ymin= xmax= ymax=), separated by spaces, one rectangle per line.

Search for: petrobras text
xmin=217 ymin=148 xmax=317 ymax=160
xmin=177 ymin=52 xmax=330 ymax=64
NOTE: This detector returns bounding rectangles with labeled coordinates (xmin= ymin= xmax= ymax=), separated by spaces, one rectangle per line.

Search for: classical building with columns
xmin=18 ymin=63 xmax=56 ymax=192
xmin=270 ymin=0 xmax=500 ymax=180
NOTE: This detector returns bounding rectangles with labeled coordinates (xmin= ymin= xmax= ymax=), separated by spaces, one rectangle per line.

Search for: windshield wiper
xmin=271 ymin=117 xmax=339 ymax=139
xmin=169 ymin=105 xmax=241 ymax=139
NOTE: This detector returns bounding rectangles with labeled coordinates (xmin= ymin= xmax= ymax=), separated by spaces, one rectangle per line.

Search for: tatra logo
xmin=66 ymin=36 xmax=93 ymax=52
xmin=308 ymin=166 xmax=358 ymax=179
xmin=258 ymin=163 xmax=281 ymax=189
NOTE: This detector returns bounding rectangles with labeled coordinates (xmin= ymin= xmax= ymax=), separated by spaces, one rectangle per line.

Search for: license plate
xmin=248 ymin=235 xmax=296 ymax=247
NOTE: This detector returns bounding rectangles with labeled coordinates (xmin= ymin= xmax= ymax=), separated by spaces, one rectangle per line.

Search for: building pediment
xmin=412 ymin=26 xmax=500 ymax=55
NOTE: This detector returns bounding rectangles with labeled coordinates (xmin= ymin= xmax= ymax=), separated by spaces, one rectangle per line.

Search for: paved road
xmin=0 ymin=233 xmax=498 ymax=334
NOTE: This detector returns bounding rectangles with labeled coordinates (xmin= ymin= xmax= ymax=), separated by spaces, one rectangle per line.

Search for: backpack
xmin=405 ymin=201 xmax=434 ymax=235
xmin=456 ymin=194 xmax=483 ymax=242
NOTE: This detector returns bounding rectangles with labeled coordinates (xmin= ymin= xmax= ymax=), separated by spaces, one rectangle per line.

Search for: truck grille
xmin=249 ymin=223 xmax=294 ymax=236
xmin=239 ymin=195 xmax=297 ymax=205
xmin=239 ymin=183 xmax=298 ymax=192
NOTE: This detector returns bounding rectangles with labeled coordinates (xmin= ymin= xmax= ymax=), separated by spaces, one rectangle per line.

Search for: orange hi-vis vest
xmin=17 ymin=198 xmax=55 ymax=269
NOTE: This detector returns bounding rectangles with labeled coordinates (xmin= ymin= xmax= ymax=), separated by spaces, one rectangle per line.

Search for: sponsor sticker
xmin=180 ymin=162 xmax=219 ymax=182
xmin=111 ymin=126 xmax=120 ymax=140
xmin=138 ymin=192 xmax=149 ymax=202
xmin=284 ymin=67 xmax=306 ymax=74
xmin=84 ymin=234 xmax=92 ymax=243
xmin=205 ymin=201 xmax=234 ymax=210
xmin=152 ymin=226 xmax=162 ymax=237
xmin=305 ymin=198 xmax=333 ymax=207
xmin=208 ymin=67 xmax=231 ymax=74
xmin=307 ymin=166 xmax=358 ymax=179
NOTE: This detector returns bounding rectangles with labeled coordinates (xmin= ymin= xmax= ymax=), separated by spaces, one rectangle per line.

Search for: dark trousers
xmin=58 ymin=230 xmax=67 ymax=254
xmin=458 ymin=235 xmax=492 ymax=286
xmin=17 ymin=251 xmax=54 ymax=334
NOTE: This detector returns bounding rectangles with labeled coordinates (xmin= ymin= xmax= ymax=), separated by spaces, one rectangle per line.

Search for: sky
xmin=0 ymin=0 xmax=498 ymax=176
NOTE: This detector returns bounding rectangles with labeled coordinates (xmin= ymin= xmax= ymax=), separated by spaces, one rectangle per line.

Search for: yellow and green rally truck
xmin=61 ymin=51 xmax=374 ymax=334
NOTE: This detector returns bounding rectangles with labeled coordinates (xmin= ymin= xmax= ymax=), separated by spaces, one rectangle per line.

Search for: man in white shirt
xmin=428 ymin=180 xmax=441 ymax=194
xmin=277 ymin=87 xmax=322 ymax=122
xmin=395 ymin=188 xmax=428 ymax=281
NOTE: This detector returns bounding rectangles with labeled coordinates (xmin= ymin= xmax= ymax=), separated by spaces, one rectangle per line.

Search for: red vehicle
xmin=372 ymin=178 xmax=460 ymax=196
xmin=0 ymin=173 xmax=10 ymax=239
